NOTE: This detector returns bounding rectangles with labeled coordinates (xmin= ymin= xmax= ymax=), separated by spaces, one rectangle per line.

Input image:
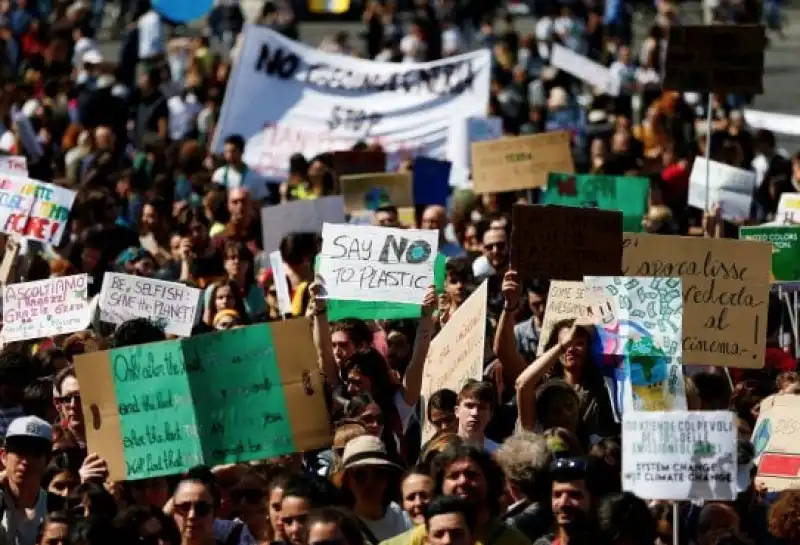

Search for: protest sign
xmin=269 ymin=251 xmax=292 ymax=316
xmin=260 ymin=196 xmax=345 ymax=255
xmin=215 ymin=25 xmax=491 ymax=179
xmin=536 ymin=281 xmax=598 ymax=356
xmin=471 ymin=132 xmax=574 ymax=194
xmin=317 ymin=224 xmax=438 ymax=305
xmin=447 ymin=116 xmax=503 ymax=179
xmin=511 ymin=204 xmax=622 ymax=281
xmin=663 ymin=25 xmax=765 ymax=93
xmin=98 ymin=273 xmax=201 ymax=337
xmin=585 ymin=276 xmax=686 ymax=413
xmin=0 ymin=174 xmax=76 ymax=245
xmin=3 ymin=275 xmax=91 ymax=342
xmin=688 ymin=158 xmax=756 ymax=221
xmin=0 ymin=156 xmax=27 ymax=176
xmin=74 ymin=319 xmax=331 ymax=480
xmin=340 ymin=173 xmax=413 ymax=213
xmin=622 ymin=411 xmax=737 ymax=500
xmin=775 ymin=193 xmax=800 ymax=225
xmin=412 ymin=157 xmax=451 ymax=206
xmin=744 ymin=109 xmax=800 ymax=136
xmin=543 ymin=173 xmax=650 ymax=233
xmin=622 ymin=233 xmax=771 ymax=368
xmin=420 ymin=280 xmax=487 ymax=442
xmin=752 ymin=394 xmax=800 ymax=491
xmin=550 ymin=44 xmax=619 ymax=96
xmin=332 ymin=150 xmax=387 ymax=177
xmin=740 ymin=226 xmax=800 ymax=282
xmin=0 ymin=236 xmax=20 ymax=285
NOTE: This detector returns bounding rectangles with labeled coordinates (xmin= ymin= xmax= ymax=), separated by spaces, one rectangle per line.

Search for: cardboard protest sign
xmin=420 ymin=280 xmax=487 ymax=443
xmin=511 ymin=204 xmax=623 ymax=281
xmin=3 ymin=275 xmax=91 ymax=342
xmin=543 ymin=173 xmax=650 ymax=233
xmin=98 ymin=273 xmax=201 ymax=337
xmin=775 ymin=193 xmax=800 ymax=225
xmin=260 ymin=196 xmax=346 ymax=256
xmin=74 ymin=319 xmax=331 ymax=480
xmin=622 ymin=411 xmax=737 ymax=500
xmin=332 ymin=150 xmax=387 ymax=177
xmin=412 ymin=157 xmax=451 ymax=206
xmin=752 ymin=394 xmax=800 ymax=491
xmin=585 ymin=276 xmax=686 ymax=413
xmin=664 ymin=25 xmax=766 ymax=94
xmin=340 ymin=173 xmax=413 ymax=213
xmin=0 ymin=156 xmax=27 ymax=175
xmin=740 ymin=226 xmax=800 ymax=282
xmin=622 ymin=233 xmax=771 ymax=368
xmin=688 ymin=158 xmax=756 ymax=221
xmin=0 ymin=174 xmax=76 ymax=245
xmin=471 ymin=131 xmax=574 ymax=194
xmin=536 ymin=281 xmax=598 ymax=356
xmin=317 ymin=224 xmax=438 ymax=305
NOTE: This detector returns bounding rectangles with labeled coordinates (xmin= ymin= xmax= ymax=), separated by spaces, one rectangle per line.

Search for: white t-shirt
xmin=400 ymin=34 xmax=426 ymax=62
xmin=360 ymin=502 xmax=412 ymax=542
xmin=72 ymin=36 xmax=97 ymax=68
xmin=212 ymin=165 xmax=269 ymax=202
xmin=534 ymin=16 xmax=553 ymax=59
xmin=442 ymin=27 xmax=463 ymax=56
xmin=138 ymin=10 xmax=165 ymax=60
xmin=167 ymin=94 xmax=202 ymax=141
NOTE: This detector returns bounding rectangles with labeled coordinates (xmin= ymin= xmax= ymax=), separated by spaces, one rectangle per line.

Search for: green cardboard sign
xmin=740 ymin=225 xmax=800 ymax=281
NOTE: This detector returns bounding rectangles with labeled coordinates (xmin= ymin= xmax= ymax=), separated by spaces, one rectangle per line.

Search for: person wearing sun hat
xmin=213 ymin=309 xmax=242 ymax=330
xmin=0 ymin=416 xmax=52 ymax=545
xmin=334 ymin=435 xmax=411 ymax=542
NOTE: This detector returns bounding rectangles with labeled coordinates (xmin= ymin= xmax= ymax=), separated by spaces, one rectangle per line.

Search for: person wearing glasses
xmin=52 ymin=367 xmax=85 ymax=449
xmin=532 ymin=458 xmax=599 ymax=545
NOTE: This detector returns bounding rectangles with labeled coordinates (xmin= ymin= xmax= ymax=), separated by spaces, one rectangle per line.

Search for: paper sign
xmin=775 ymin=193 xmax=800 ymax=225
xmin=471 ymin=131 xmax=575 ymax=194
xmin=744 ymin=109 xmax=800 ymax=137
xmin=260 ymin=196 xmax=346 ymax=255
xmin=332 ymin=150 xmax=387 ymax=177
xmin=663 ymin=25 xmax=765 ymax=93
xmin=543 ymin=173 xmax=650 ymax=233
xmin=74 ymin=319 xmax=331 ymax=480
xmin=511 ymin=204 xmax=623 ymax=281
xmin=448 ymin=116 xmax=503 ymax=178
xmin=622 ymin=233 xmax=771 ymax=368
xmin=688 ymin=158 xmax=756 ymax=221
xmin=340 ymin=173 xmax=413 ymax=213
xmin=317 ymin=224 xmax=438 ymax=304
xmin=536 ymin=281 xmax=598 ymax=356
xmin=269 ymin=251 xmax=292 ymax=316
xmin=753 ymin=394 xmax=800 ymax=491
xmin=412 ymin=157 xmax=451 ymax=206
xmin=740 ymin=226 xmax=800 ymax=282
xmin=98 ymin=273 xmax=201 ymax=337
xmin=0 ymin=156 xmax=27 ymax=176
xmin=622 ymin=411 xmax=737 ymax=500
xmin=3 ymin=274 xmax=91 ymax=341
xmin=420 ymin=280 xmax=487 ymax=443
xmin=550 ymin=44 xmax=619 ymax=96
xmin=0 ymin=174 xmax=76 ymax=245
xmin=585 ymin=276 xmax=686 ymax=413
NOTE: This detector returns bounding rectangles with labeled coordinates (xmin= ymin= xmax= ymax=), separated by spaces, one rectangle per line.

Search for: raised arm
xmin=401 ymin=286 xmax=436 ymax=407
xmin=494 ymin=270 xmax=529 ymax=385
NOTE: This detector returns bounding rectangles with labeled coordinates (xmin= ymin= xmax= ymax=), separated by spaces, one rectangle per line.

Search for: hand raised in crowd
xmin=421 ymin=285 xmax=437 ymax=317
xmin=702 ymin=204 xmax=723 ymax=238
xmin=308 ymin=278 xmax=327 ymax=317
xmin=179 ymin=238 xmax=195 ymax=263
xmin=558 ymin=325 xmax=582 ymax=352
xmin=79 ymin=453 xmax=109 ymax=483
xmin=501 ymin=269 xmax=520 ymax=311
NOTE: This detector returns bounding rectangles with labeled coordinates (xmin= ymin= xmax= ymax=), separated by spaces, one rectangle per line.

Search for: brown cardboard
xmin=340 ymin=172 xmax=413 ymax=213
xmin=663 ymin=25 xmax=766 ymax=94
xmin=471 ymin=131 xmax=574 ymax=194
xmin=622 ymin=233 xmax=771 ymax=368
xmin=332 ymin=150 xmax=387 ymax=177
xmin=753 ymin=394 xmax=800 ymax=491
xmin=0 ymin=236 xmax=20 ymax=285
xmin=511 ymin=204 xmax=623 ymax=281
xmin=536 ymin=281 xmax=600 ymax=355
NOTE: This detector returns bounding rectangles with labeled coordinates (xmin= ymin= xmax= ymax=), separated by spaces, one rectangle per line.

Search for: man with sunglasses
xmin=0 ymin=416 xmax=53 ymax=545
xmin=533 ymin=458 xmax=599 ymax=545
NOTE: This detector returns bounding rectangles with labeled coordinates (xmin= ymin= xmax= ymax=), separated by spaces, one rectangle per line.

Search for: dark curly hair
xmin=769 ymin=489 xmax=800 ymax=543
xmin=430 ymin=443 xmax=505 ymax=516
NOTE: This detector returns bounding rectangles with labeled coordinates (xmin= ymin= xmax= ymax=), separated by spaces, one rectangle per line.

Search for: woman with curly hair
xmin=769 ymin=489 xmax=800 ymax=544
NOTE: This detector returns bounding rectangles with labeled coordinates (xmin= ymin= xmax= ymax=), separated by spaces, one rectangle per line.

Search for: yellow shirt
xmin=380 ymin=519 xmax=532 ymax=545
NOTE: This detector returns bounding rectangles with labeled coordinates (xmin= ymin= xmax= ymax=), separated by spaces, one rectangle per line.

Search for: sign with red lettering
xmin=0 ymin=174 xmax=76 ymax=245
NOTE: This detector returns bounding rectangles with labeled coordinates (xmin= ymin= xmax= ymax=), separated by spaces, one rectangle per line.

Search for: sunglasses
xmin=174 ymin=501 xmax=213 ymax=517
xmin=55 ymin=393 xmax=81 ymax=405
xmin=230 ymin=489 xmax=265 ymax=504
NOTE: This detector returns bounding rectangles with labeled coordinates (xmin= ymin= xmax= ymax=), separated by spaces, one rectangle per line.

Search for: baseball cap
xmin=6 ymin=416 xmax=53 ymax=446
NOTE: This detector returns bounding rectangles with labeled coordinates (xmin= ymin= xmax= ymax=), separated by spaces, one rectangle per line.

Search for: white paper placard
xmin=317 ymin=223 xmax=439 ymax=304
xmin=0 ymin=156 xmax=27 ymax=176
xmin=269 ymin=251 xmax=292 ymax=316
xmin=0 ymin=174 xmax=76 ymax=245
xmin=260 ymin=195 xmax=346 ymax=255
xmin=99 ymin=273 xmax=201 ymax=337
xmin=3 ymin=274 xmax=90 ymax=341
xmin=550 ymin=44 xmax=619 ymax=96
xmin=688 ymin=157 xmax=756 ymax=221
xmin=776 ymin=193 xmax=800 ymax=225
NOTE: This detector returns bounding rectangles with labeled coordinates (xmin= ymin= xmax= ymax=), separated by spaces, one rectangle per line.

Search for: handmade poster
xmin=550 ymin=44 xmax=619 ymax=95
xmin=585 ymin=276 xmax=686 ymax=414
xmin=216 ymin=26 xmax=491 ymax=179
xmin=3 ymin=275 xmax=91 ymax=342
xmin=775 ymin=193 xmax=800 ymax=225
xmin=0 ymin=174 xmax=76 ymax=245
xmin=269 ymin=251 xmax=292 ymax=316
xmin=412 ymin=157 xmax=451 ymax=206
xmin=622 ymin=411 xmax=737 ymax=500
xmin=740 ymin=226 xmax=800 ymax=282
xmin=536 ymin=281 xmax=598 ymax=356
xmin=317 ymin=223 xmax=438 ymax=304
xmin=332 ymin=150 xmax=386 ymax=177
xmin=260 ymin=196 xmax=346 ymax=255
xmin=340 ymin=173 xmax=413 ymax=213
xmin=688 ymin=158 xmax=756 ymax=221
xmin=99 ymin=273 xmax=201 ymax=337
xmin=0 ymin=156 xmax=27 ymax=175
xmin=543 ymin=173 xmax=650 ymax=233
xmin=623 ymin=233 xmax=771 ymax=368
xmin=74 ymin=319 xmax=331 ymax=480
xmin=420 ymin=280 xmax=487 ymax=442
xmin=511 ymin=204 xmax=622 ymax=281
xmin=752 ymin=394 xmax=800 ymax=491
xmin=471 ymin=132 xmax=574 ymax=194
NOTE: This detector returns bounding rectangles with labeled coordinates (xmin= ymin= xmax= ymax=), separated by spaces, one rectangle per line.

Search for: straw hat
xmin=341 ymin=435 xmax=401 ymax=471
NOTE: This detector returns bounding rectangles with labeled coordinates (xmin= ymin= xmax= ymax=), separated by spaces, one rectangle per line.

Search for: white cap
xmin=6 ymin=416 xmax=52 ymax=444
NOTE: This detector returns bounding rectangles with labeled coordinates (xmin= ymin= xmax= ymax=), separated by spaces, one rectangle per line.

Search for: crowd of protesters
xmin=0 ymin=1 xmax=796 ymax=545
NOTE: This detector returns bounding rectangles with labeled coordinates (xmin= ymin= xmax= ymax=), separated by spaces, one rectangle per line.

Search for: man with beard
xmin=381 ymin=444 xmax=531 ymax=545
xmin=533 ymin=458 xmax=599 ymax=545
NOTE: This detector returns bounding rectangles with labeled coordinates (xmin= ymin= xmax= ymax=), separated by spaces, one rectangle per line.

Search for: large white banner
xmin=215 ymin=25 xmax=492 ymax=179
